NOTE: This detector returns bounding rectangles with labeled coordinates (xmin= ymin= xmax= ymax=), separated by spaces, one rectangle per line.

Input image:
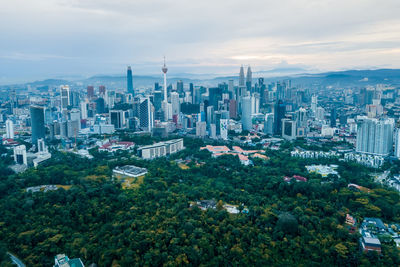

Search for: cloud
xmin=0 ymin=0 xmax=400 ymax=82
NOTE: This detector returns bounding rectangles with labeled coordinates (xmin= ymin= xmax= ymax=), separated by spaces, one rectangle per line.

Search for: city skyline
xmin=1 ymin=0 xmax=400 ymax=84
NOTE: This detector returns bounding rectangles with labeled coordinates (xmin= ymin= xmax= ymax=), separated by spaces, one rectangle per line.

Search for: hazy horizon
xmin=1 ymin=0 xmax=400 ymax=84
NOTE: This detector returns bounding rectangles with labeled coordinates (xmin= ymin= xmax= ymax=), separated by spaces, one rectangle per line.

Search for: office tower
xmin=5 ymin=119 xmax=14 ymax=139
xmin=30 ymin=105 xmax=45 ymax=144
xmin=99 ymin=85 xmax=106 ymax=95
xmin=69 ymin=109 xmax=81 ymax=122
xmin=209 ymin=87 xmax=222 ymax=109
xmin=60 ymin=85 xmax=70 ymax=110
xmin=282 ymin=119 xmax=297 ymax=140
xmin=251 ymin=93 xmax=260 ymax=114
xmin=311 ymin=95 xmax=318 ymax=113
xmin=356 ymin=117 xmax=394 ymax=156
xmin=296 ymin=108 xmax=307 ymax=128
xmin=67 ymin=120 xmax=80 ymax=139
xmin=246 ymin=66 xmax=252 ymax=92
xmin=220 ymin=119 xmax=228 ymax=140
xmin=110 ymin=110 xmax=125 ymax=129
xmin=153 ymin=91 xmax=163 ymax=111
xmin=80 ymin=100 xmax=88 ymax=119
xmin=196 ymin=121 xmax=207 ymax=137
xmin=229 ymin=99 xmax=237 ymax=119
xmin=106 ymin=91 xmax=116 ymax=108
xmin=127 ymin=66 xmax=134 ymax=95
xmin=177 ymin=80 xmax=184 ymax=95
xmin=69 ymin=91 xmax=80 ymax=107
xmin=139 ymin=98 xmax=154 ymax=132
xmin=264 ymin=113 xmax=274 ymax=135
xmin=316 ymin=107 xmax=325 ymax=121
xmin=87 ymin=86 xmax=95 ymax=98
xmin=273 ymin=100 xmax=285 ymax=135
xmin=171 ymin=92 xmax=180 ymax=116
xmin=154 ymin=82 xmax=160 ymax=91
xmin=96 ymin=98 xmax=105 ymax=114
xmin=395 ymin=128 xmax=400 ymax=159
xmin=209 ymin=123 xmax=217 ymax=139
xmin=330 ymin=108 xmax=337 ymax=127
xmin=206 ymin=105 xmax=214 ymax=126
xmin=241 ymin=95 xmax=252 ymax=131
xmin=239 ymin=65 xmax=245 ymax=87
xmin=13 ymin=145 xmax=27 ymax=165
xmin=228 ymin=80 xmax=234 ymax=97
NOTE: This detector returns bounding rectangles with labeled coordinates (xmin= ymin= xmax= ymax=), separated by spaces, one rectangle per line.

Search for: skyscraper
xmin=177 ymin=80 xmax=184 ymax=95
xmin=127 ymin=66 xmax=134 ymax=95
xmin=395 ymin=128 xmax=400 ymax=159
xmin=356 ymin=116 xmax=394 ymax=156
xmin=110 ymin=110 xmax=125 ymax=129
xmin=330 ymin=108 xmax=337 ymax=127
xmin=5 ymin=119 xmax=14 ymax=139
xmin=273 ymin=100 xmax=285 ymax=135
xmin=171 ymin=92 xmax=180 ymax=116
xmin=99 ymin=85 xmax=106 ymax=95
xmin=30 ymin=105 xmax=46 ymax=144
xmin=139 ymin=97 xmax=154 ymax=132
xmin=239 ymin=65 xmax=245 ymax=87
xmin=87 ymin=86 xmax=94 ymax=98
xmin=241 ymin=95 xmax=252 ymax=131
xmin=246 ymin=66 xmax=252 ymax=92
xmin=60 ymin=85 xmax=70 ymax=111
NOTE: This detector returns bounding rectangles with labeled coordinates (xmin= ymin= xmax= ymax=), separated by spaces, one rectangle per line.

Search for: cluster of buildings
xmin=359 ymin=217 xmax=400 ymax=254
xmin=200 ymin=145 xmax=268 ymax=165
xmin=305 ymin=164 xmax=339 ymax=177
xmin=291 ymin=148 xmax=385 ymax=168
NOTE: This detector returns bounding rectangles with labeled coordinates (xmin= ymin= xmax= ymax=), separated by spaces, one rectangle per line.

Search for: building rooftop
xmin=113 ymin=165 xmax=148 ymax=177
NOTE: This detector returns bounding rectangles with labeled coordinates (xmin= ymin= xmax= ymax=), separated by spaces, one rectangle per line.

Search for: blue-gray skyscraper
xmin=30 ymin=105 xmax=45 ymax=144
xmin=239 ymin=65 xmax=245 ymax=87
xmin=127 ymin=66 xmax=134 ymax=95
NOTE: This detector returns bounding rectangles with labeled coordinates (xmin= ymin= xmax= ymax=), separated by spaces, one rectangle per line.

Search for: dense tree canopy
xmin=0 ymin=138 xmax=399 ymax=266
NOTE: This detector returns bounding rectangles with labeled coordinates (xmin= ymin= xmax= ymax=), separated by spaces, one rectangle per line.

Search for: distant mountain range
xmin=3 ymin=68 xmax=400 ymax=90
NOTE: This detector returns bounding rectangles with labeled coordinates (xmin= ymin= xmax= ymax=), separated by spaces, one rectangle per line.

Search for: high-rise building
xmin=330 ymin=108 xmax=337 ymax=127
xmin=356 ymin=117 xmax=394 ymax=156
xmin=229 ymin=99 xmax=237 ymax=119
xmin=239 ymin=66 xmax=245 ymax=87
xmin=5 ymin=119 xmax=14 ymax=139
xmin=177 ymin=80 xmax=184 ymax=95
xmin=264 ymin=113 xmax=274 ymax=135
xmin=196 ymin=121 xmax=207 ymax=137
xmin=87 ymin=86 xmax=95 ymax=98
xmin=251 ymin=93 xmax=260 ymax=114
xmin=246 ymin=66 xmax=252 ymax=92
xmin=241 ymin=95 xmax=252 ymax=131
xmin=296 ymin=108 xmax=307 ymax=128
xmin=110 ymin=110 xmax=125 ymax=129
xmin=311 ymin=95 xmax=318 ymax=114
xmin=282 ymin=119 xmax=297 ymax=140
xmin=273 ymin=100 xmax=286 ymax=135
xmin=395 ymin=128 xmax=400 ymax=159
xmin=228 ymin=80 xmax=234 ymax=97
xmin=99 ymin=85 xmax=106 ymax=95
xmin=209 ymin=87 xmax=222 ymax=109
xmin=139 ymin=98 xmax=154 ymax=132
xmin=127 ymin=66 xmax=134 ymax=94
xmin=316 ymin=107 xmax=325 ymax=121
xmin=30 ymin=105 xmax=45 ymax=144
xmin=220 ymin=119 xmax=228 ymax=140
xmin=171 ymin=92 xmax=180 ymax=116
xmin=60 ymin=85 xmax=70 ymax=110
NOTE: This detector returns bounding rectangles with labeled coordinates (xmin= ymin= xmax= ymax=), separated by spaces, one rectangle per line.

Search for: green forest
xmin=1 ymin=137 xmax=400 ymax=266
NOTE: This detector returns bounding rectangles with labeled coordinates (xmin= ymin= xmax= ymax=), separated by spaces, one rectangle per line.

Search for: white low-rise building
xmin=137 ymin=139 xmax=184 ymax=159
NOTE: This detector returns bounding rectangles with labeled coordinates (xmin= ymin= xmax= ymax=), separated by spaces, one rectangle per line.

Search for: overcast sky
xmin=1 ymin=0 xmax=400 ymax=83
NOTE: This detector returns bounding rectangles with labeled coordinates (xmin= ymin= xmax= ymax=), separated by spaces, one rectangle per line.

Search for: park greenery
xmin=0 ymin=137 xmax=400 ymax=266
